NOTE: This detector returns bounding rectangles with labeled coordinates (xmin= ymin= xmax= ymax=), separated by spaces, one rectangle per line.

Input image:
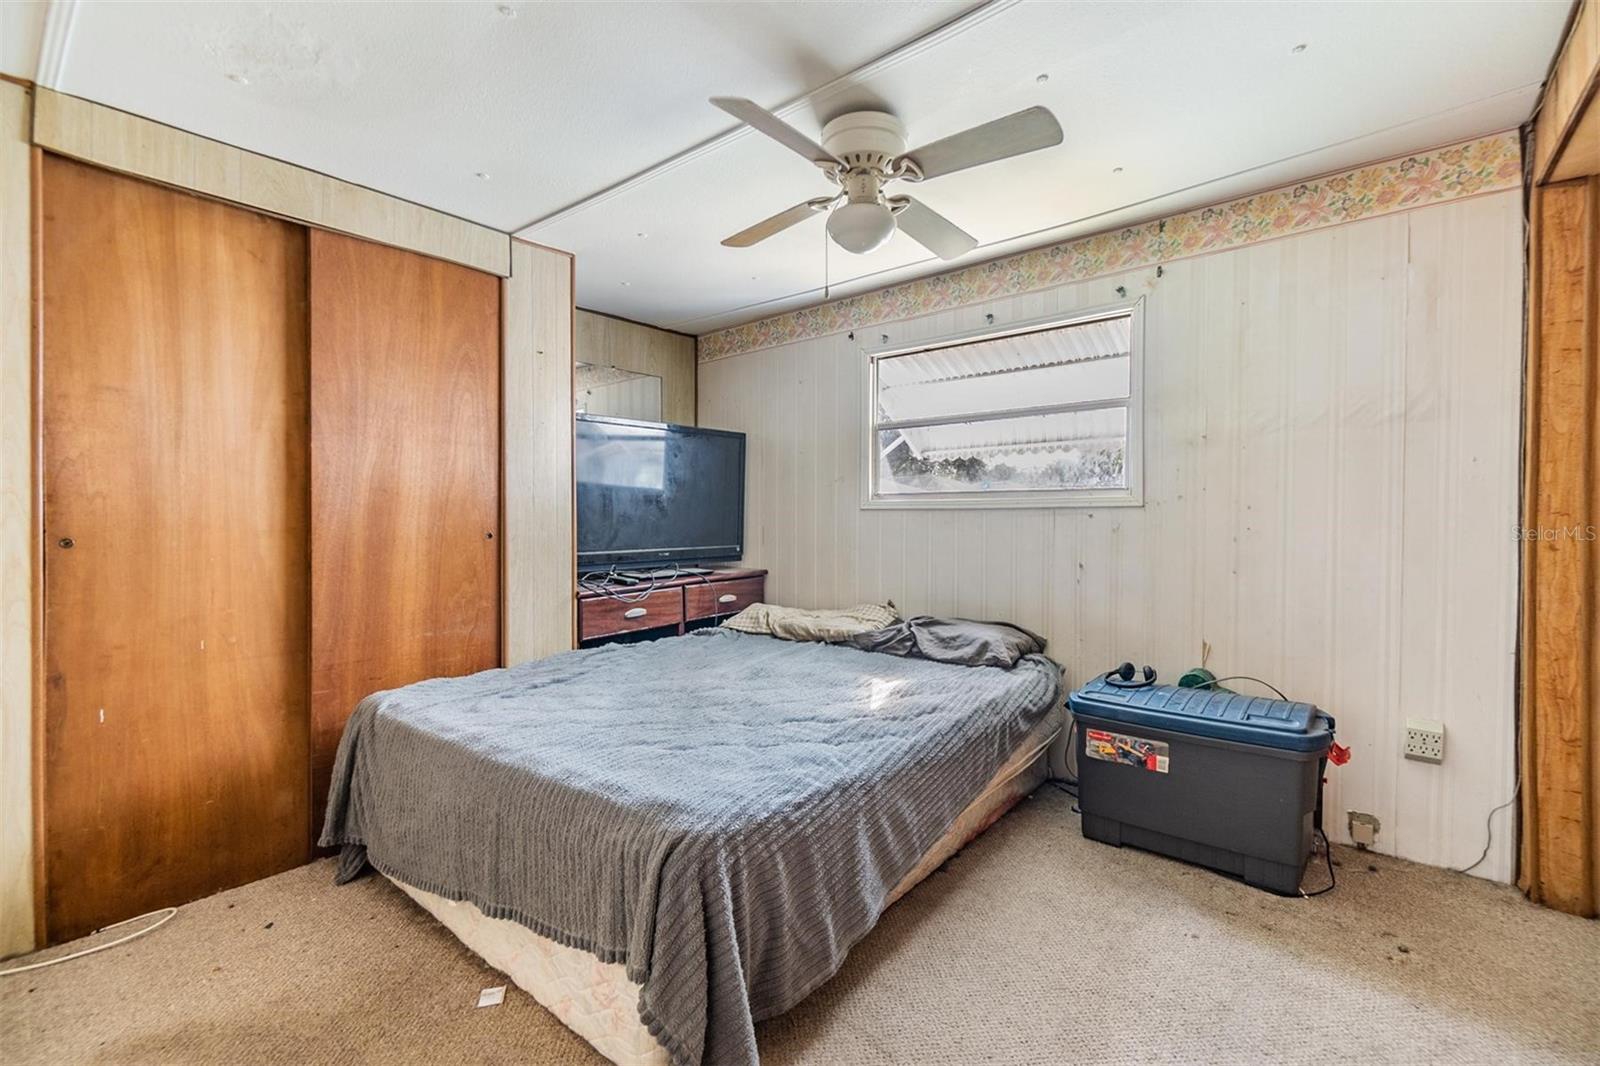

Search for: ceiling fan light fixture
xmin=711 ymin=96 xmax=1060 ymax=259
xmin=826 ymin=201 xmax=896 ymax=254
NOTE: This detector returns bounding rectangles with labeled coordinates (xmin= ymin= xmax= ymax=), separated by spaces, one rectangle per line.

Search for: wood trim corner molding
xmin=30 ymin=88 xmax=512 ymax=278
xmin=1534 ymin=0 xmax=1600 ymax=184
xmin=1520 ymin=0 xmax=1600 ymax=918
xmin=1520 ymin=176 xmax=1600 ymax=918
xmin=503 ymin=240 xmax=577 ymax=665
xmin=0 ymin=80 xmax=35 ymax=959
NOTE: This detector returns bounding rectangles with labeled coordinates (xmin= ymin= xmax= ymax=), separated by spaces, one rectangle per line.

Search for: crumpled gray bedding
xmin=846 ymin=616 xmax=1049 ymax=668
xmin=320 ymin=627 xmax=1060 ymax=1066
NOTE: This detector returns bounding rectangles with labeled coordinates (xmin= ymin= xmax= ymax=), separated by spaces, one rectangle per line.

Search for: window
xmin=864 ymin=301 xmax=1142 ymax=508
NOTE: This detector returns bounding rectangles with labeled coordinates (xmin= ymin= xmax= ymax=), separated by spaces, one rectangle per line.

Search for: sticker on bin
xmin=1085 ymin=728 xmax=1169 ymax=773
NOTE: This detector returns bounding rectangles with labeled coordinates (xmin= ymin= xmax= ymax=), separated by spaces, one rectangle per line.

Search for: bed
xmin=321 ymin=626 xmax=1062 ymax=1066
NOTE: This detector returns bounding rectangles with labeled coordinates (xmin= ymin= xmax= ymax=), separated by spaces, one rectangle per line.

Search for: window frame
xmin=861 ymin=298 xmax=1145 ymax=510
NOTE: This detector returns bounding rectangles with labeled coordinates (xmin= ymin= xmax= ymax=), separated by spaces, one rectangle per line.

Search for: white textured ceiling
xmin=2 ymin=1 xmax=1569 ymax=334
xmin=4 ymin=0 xmax=973 ymax=228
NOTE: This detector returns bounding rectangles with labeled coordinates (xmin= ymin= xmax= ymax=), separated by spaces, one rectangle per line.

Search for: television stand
xmin=577 ymin=567 xmax=767 ymax=646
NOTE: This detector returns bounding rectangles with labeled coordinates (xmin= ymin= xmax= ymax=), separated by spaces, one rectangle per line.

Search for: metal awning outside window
xmin=865 ymin=303 xmax=1143 ymax=508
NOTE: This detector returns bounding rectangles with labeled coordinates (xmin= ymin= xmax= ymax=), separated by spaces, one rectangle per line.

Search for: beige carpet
xmin=4 ymin=788 xmax=1597 ymax=1065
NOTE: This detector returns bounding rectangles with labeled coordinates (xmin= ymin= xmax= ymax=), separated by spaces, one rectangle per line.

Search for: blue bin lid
xmin=1069 ymin=675 xmax=1334 ymax=753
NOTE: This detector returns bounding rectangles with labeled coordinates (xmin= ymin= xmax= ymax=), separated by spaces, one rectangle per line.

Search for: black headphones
xmin=1103 ymin=662 xmax=1157 ymax=690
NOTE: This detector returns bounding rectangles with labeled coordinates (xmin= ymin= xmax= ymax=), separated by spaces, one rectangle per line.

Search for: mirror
xmin=575 ymin=362 xmax=663 ymax=421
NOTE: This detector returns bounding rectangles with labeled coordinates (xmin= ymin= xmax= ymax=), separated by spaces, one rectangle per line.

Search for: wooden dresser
xmin=578 ymin=568 xmax=767 ymax=644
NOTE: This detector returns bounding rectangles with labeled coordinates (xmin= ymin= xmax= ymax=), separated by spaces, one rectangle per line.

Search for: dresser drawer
xmin=686 ymin=577 xmax=765 ymax=622
xmin=579 ymin=587 xmax=685 ymax=641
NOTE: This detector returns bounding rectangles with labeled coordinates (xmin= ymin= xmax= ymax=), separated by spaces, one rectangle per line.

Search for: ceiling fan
xmin=712 ymin=96 xmax=1063 ymax=261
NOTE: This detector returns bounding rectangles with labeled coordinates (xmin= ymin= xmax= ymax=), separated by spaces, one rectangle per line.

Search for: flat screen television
xmin=576 ymin=415 xmax=746 ymax=571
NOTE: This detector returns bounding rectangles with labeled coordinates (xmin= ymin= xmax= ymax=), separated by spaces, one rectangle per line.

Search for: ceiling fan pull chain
xmin=823 ymin=216 xmax=831 ymax=300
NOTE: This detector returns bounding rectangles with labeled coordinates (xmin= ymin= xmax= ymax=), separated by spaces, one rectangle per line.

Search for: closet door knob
xmin=58 ymin=537 xmax=74 ymax=549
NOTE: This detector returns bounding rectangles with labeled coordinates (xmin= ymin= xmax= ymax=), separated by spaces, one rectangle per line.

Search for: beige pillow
xmin=722 ymin=601 xmax=899 ymax=643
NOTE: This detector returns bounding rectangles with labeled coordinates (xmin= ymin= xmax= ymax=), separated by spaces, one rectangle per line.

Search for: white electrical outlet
xmin=1404 ymin=718 xmax=1445 ymax=763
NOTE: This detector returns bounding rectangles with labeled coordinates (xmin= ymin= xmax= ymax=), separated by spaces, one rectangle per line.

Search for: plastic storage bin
xmin=1069 ymin=670 xmax=1334 ymax=895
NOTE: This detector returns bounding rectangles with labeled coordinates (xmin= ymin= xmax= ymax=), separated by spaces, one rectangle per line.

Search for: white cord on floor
xmin=0 ymin=907 xmax=178 ymax=976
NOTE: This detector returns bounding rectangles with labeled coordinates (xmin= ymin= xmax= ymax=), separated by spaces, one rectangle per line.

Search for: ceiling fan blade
xmin=722 ymin=198 xmax=833 ymax=248
xmin=902 ymin=106 xmax=1063 ymax=180
xmin=893 ymin=197 xmax=978 ymax=260
xmin=711 ymin=96 xmax=840 ymax=166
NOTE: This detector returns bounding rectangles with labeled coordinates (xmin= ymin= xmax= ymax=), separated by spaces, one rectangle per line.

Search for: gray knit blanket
xmin=320 ymin=628 xmax=1060 ymax=1066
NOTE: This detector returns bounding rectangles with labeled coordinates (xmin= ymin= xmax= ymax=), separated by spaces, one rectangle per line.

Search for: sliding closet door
xmin=309 ymin=232 xmax=500 ymax=824
xmin=40 ymin=156 xmax=310 ymax=942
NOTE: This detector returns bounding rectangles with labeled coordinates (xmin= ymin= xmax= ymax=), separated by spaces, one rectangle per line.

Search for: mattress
xmin=326 ymin=627 xmax=1061 ymax=1066
xmin=391 ymin=711 xmax=1060 ymax=1066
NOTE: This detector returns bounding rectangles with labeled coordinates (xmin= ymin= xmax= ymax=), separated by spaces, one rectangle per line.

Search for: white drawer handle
xmin=624 ymin=607 xmax=648 ymax=619
xmin=718 ymin=593 xmax=738 ymax=604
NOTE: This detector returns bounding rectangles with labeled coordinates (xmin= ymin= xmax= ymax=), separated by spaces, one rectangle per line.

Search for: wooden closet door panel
xmin=40 ymin=156 xmax=310 ymax=943
xmin=309 ymin=231 xmax=500 ymax=823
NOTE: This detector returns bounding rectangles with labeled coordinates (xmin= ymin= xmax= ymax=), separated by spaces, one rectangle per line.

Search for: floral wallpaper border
xmin=696 ymin=130 xmax=1521 ymax=362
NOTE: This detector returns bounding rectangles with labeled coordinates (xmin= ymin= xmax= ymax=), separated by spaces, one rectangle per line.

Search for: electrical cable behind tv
xmin=578 ymin=563 xmax=715 ymax=605
xmin=578 ymin=565 xmax=659 ymax=603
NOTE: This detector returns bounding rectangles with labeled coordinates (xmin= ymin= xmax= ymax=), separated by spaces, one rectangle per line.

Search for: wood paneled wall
xmin=308 ymin=231 xmax=502 ymax=825
xmin=699 ymin=191 xmax=1525 ymax=881
xmin=31 ymin=90 xmax=511 ymax=277
xmin=40 ymin=157 xmax=313 ymax=942
xmin=504 ymin=241 xmax=576 ymax=666
xmin=0 ymin=81 xmax=35 ymax=960
xmin=576 ymin=310 xmax=696 ymax=425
